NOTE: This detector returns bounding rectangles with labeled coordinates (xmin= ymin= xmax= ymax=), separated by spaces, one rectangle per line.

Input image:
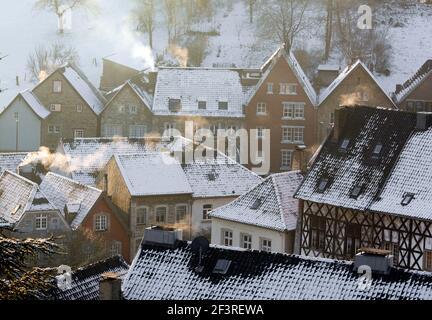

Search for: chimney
xmin=416 ymin=112 xmax=432 ymax=130
xmin=395 ymin=84 xmax=403 ymax=94
xmin=99 ymin=272 xmax=122 ymax=300
xmin=143 ymin=226 xmax=183 ymax=248
xmin=353 ymin=248 xmax=393 ymax=275
xmin=332 ymin=108 xmax=348 ymax=142
xmin=295 ymin=145 xmax=308 ymax=174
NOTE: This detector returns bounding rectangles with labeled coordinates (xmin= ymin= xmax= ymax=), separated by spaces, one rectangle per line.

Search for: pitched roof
xmin=318 ymin=60 xmax=396 ymax=107
xmin=181 ymin=155 xmax=262 ymax=198
xmin=211 ymin=171 xmax=303 ymax=231
xmin=122 ymin=241 xmax=432 ymax=300
xmin=19 ymin=90 xmax=50 ymax=119
xmin=114 ymin=153 xmax=193 ymax=197
xmin=39 ymin=172 xmax=102 ymax=229
xmin=0 ymin=152 xmax=29 ymax=174
xmin=46 ymin=255 xmax=129 ymax=300
xmin=394 ymin=59 xmax=432 ymax=103
xmin=295 ymin=106 xmax=427 ymax=217
xmin=152 ymin=67 xmax=246 ymax=118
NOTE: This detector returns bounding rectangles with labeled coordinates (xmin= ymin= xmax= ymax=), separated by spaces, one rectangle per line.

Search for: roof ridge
xmin=44 ymin=172 xmax=102 ymax=194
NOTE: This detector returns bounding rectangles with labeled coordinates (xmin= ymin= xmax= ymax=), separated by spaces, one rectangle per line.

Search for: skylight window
xmin=339 ymin=138 xmax=350 ymax=151
xmin=317 ymin=178 xmax=329 ymax=193
xmin=208 ymin=173 xmax=216 ymax=181
xmin=213 ymin=259 xmax=232 ymax=275
xmin=350 ymin=184 xmax=363 ymax=199
xmin=401 ymin=193 xmax=415 ymax=206
xmin=372 ymin=143 xmax=383 ymax=158
xmin=251 ymin=198 xmax=262 ymax=210
xmin=168 ymin=98 xmax=181 ymax=112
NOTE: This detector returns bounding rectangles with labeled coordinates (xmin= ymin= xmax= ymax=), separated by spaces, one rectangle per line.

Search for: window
xmin=35 ymin=213 xmax=48 ymax=230
xmin=345 ymin=223 xmax=361 ymax=257
xmin=14 ymin=112 xmax=19 ymax=120
xmin=103 ymin=125 xmax=122 ymax=137
xmin=362 ymin=92 xmax=369 ymax=101
xmin=218 ymin=101 xmax=228 ymax=110
xmin=424 ymin=251 xmax=432 ymax=271
xmin=95 ymin=215 xmax=108 ymax=232
xmin=168 ymin=99 xmax=181 ymax=112
xmin=50 ymin=104 xmax=62 ymax=112
xmin=48 ymin=125 xmax=60 ymax=134
xmin=176 ymin=205 xmax=187 ymax=223
xmin=280 ymin=83 xmax=297 ymax=95
xmin=256 ymin=102 xmax=267 ymax=115
xmin=74 ymin=129 xmax=85 ymax=138
xmin=110 ymin=241 xmax=122 ymax=256
xmin=282 ymin=126 xmax=304 ymax=143
xmin=163 ymin=123 xmax=176 ymax=136
xmin=129 ymin=125 xmax=147 ymax=138
xmin=241 ymin=234 xmax=252 ymax=250
xmin=198 ymin=101 xmax=207 ymax=110
xmin=256 ymin=127 xmax=264 ymax=139
xmin=260 ymin=238 xmax=272 ymax=252
xmin=130 ymin=106 xmax=137 ymax=114
xmin=383 ymin=241 xmax=400 ymax=265
xmin=136 ymin=207 xmax=148 ymax=225
xmin=76 ymin=104 xmax=83 ymax=112
xmin=317 ymin=178 xmax=329 ymax=193
xmin=251 ymin=198 xmax=262 ymax=210
xmin=53 ymin=80 xmax=62 ymax=93
xmin=339 ymin=138 xmax=350 ymax=151
xmin=372 ymin=143 xmax=383 ymax=159
xmin=350 ymin=184 xmax=363 ymax=199
xmin=222 ymin=229 xmax=233 ymax=246
xmin=267 ymin=83 xmax=273 ymax=94
xmin=203 ymin=204 xmax=213 ymax=220
xmin=407 ymin=101 xmax=415 ymax=112
xmin=156 ymin=206 xmax=167 ymax=223
xmin=281 ymin=150 xmax=293 ymax=170
xmin=401 ymin=193 xmax=415 ymax=206
xmin=330 ymin=112 xmax=335 ymax=125
xmin=282 ymin=102 xmax=304 ymax=119
xmin=310 ymin=215 xmax=326 ymax=251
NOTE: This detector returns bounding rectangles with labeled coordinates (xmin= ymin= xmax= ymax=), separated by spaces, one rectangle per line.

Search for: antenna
xmin=191 ymin=236 xmax=209 ymax=273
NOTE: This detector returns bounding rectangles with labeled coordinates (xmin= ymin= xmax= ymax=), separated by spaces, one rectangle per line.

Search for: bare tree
xmin=257 ymin=0 xmax=311 ymax=51
xmin=246 ymin=0 xmax=256 ymax=23
xmin=34 ymin=0 xmax=99 ymax=34
xmin=324 ymin=0 xmax=334 ymax=60
xmin=164 ymin=0 xmax=179 ymax=41
xmin=133 ymin=0 xmax=156 ymax=48
xmin=27 ymin=43 xmax=79 ymax=83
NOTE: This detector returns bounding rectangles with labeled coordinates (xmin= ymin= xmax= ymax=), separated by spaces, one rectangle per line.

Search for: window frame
xmin=136 ymin=206 xmax=148 ymax=226
xmin=256 ymin=102 xmax=267 ymax=115
xmin=260 ymin=238 xmax=272 ymax=252
xmin=76 ymin=104 xmax=83 ymax=113
xmin=35 ymin=213 xmax=48 ymax=230
xmin=281 ymin=149 xmax=293 ymax=170
xmin=202 ymin=204 xmax=213 ymax=220
xmin=218 ymin=101 xmax=228 ymax=111
xmin=267 ymin=83 xmax=274 ymax=94
xmin=280 ymin=83 xmax=297 ymax=95
xmin=52 ymin=80 xmax=62 ymax=93
xmin=241 ymin=233 xmax=252 ymax=250
xmin=95 ymin=214 xmax=109 ymax=232
xmin=310 ymin=215 xmax=326 ymax=251
xmin=74 ymin=129 xmax=85 ymax=139
xmin=155 ymin=206 xmax=168 ymax=224
xmin=281 ymin=126 xmax=304 ymax=144
xmin=50 ymin=103 xmax=62 ymax=112
xmin=129 ymin=125 xmax=147 ymax=138
xmin=222 ymin=229 xmax=233 ymax=247
xmin=175 ymin=204 xmax=188 ymax=224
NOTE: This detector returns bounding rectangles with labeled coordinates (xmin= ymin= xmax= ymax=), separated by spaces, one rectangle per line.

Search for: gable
xmin=102 ymin=83 xmax=152 ymax=116
xmin=403 ymin=71 xmax=432 ymax=102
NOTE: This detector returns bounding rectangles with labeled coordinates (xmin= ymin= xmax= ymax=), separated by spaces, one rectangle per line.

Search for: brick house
xmin=317 ymin=60 xmax=396 ymax=143
xmin=295 ymin=106 xmax=432 ymax=271
xmin=244 ymin=47 xmax=318 ymax=174
xmin=393 ymin=59 xmax=432 ymax=112
xmin=32 ymin=63 xmax=106 ymax=150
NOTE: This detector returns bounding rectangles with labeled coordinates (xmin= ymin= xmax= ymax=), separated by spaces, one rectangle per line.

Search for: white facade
xmin=211 ymin=217 xmax=293 ymax=254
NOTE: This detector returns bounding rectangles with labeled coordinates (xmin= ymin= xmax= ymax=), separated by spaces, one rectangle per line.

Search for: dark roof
xmin=296 ymin=106 xmax=418 ymax=212
xmin=47 ymin=256 xmax=128 ymax=300
xmin=122 ymin=241 xmax=432 ymax=300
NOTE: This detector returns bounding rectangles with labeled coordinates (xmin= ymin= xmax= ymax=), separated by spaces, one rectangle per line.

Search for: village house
xmin=31 ymin=63 xmax=106 ymax=150
xmin=210 ymin=171 xmax=303 ymax=254
xmin=244 ymin=47 xmax=318 ymax=174
xmin=0 ymin=152 xmax=30 ymax=174
xmin=119 ymin=229 xmax=432 ymax=300
xmin=0 ymin=90 xmax=50 ymax=152
xmin=295 ymin=106 xmax=432 ymax=271
xmin=317 ymin=60 xmax=396 ymax=143
xmin=40 ymin=172 xmax=130 ymax=262
xmin=393 ymin=59 xmax=432 ymax=112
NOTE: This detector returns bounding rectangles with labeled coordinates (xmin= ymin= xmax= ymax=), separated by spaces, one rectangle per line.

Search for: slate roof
xmin=0 ymin=152 xmax=29 ymax=174
xmin=296 ymin=106 xmax=416 ymax=210
xmin=122 ymin=241 xmax=432 ymax=300
xmin=152 ymin=67 xmax=246 ymax=118
xmin=210 ymin=171 xmax=303 ymax=231
xmin=47 ymin=255 xmax=129 ymax=300
xmin=39 ymin=172 xmax=102 ymax=230
xmin=394 ymin=59 xmax=432 ymax=103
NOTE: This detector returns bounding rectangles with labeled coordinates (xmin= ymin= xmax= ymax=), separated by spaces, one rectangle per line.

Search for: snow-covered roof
xmin=318 ymin=60 xmax=396 ymax=107
xmin=114 ymin=153 xmax=193 ymax=197
xmin=181 ymin=156 xmax=262 ymax=198
xmin=46 ymin=255 xmax=129 ymax=300
xmin=0 ymin=152 xmax=29 ymax=174
xmin=394 ymin=59 xmax=432 ymax=103
xmin=103 ymin=79 xmax=153 ymax=113
xmin=40 ymin=172 xmax=102 ymax=230
xmin=246 ymin=47 xmax=317 ymax=106
xmin=211 ymin=171 xmax=303 ymax=231
xmin=27 ymin=189 xmax=58 ymax=212
xmin=20 ymin=90 xmax=50 ymax=119
xmin=152 ymin=67 xmax=246 ymax=118
xmin=122 ymin=241 xmax=432 ymax=300
xmin=318 ymin=64 xmax=340 ymax=72
xmin=296 ymin=106 xmax=427 ymax=219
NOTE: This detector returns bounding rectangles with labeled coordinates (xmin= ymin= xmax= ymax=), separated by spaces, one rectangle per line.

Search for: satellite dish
xmin=191 ymin=236 xmax=210 ymax=254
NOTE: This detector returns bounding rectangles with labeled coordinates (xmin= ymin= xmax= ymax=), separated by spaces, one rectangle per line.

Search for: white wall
xmin=211 ymin=217 xmax=288 ymax=253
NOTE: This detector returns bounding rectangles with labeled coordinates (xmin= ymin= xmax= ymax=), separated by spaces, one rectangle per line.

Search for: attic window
xmin=198 ymin=101 xmax=207 ymax=110
xmin=350 ymin=184 xmax=363 ymax=199
xmin=317 ymin=178 xmax=329 ymax=193
xmin=168 ymin=99 xmax=181 ymax=112
xmin=372 ymin=143 xmax=383 ymax=159
xmin=218 ymin=101 xmax=228 ymax=110
xmin=401 ymin=193 xmax=415 ymax=206
xmin=251 ymin=198 xmax=262 ymax=210
xmin=207 ymin=173 xmax=216 ymax=181
xmin=213 ymin=259 xmax=232 ymax=275
xmin=339 ymin=138 xmax=350 ymax=152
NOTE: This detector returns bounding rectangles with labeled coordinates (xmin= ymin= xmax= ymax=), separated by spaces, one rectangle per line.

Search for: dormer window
xmin=251 ymin=198 xmax=262 ymax=210
xmin=317 ymin=178 xmax=329 ymax=193
xmin=372 ymin=143 xmax=383 ymax=159
xmin=198 ymin=101 xmax=207 ymax=110
xmin=401 ymin=193 xmax=415 ymax=206
xmin=350 ymin=184 xmax=363 ymax=199
xmin=218 ymin=101 xmax=228 ymax=110
xmin=339 ymin=138 xmax=350 ymax=152
xmin=169 ymin=98 xmax=181 ymax=112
